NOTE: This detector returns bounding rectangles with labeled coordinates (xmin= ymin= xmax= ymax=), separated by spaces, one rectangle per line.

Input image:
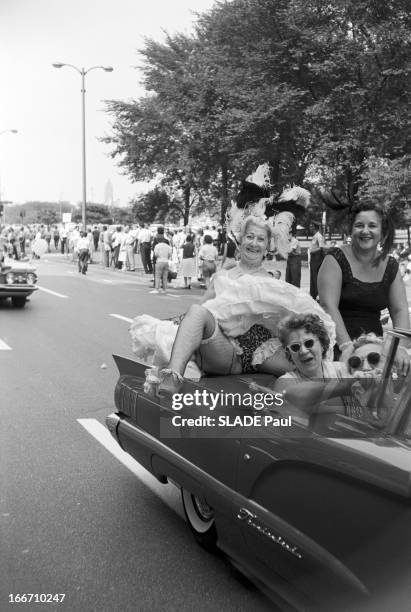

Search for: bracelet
xmin=160 ymin=368 xmax=184 ymax=384
xmin=339 ymin=340 xmax=353 ymax=351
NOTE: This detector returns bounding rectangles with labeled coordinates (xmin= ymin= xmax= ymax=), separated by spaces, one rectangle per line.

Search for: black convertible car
xmin=106 ymin=330 xmax=411 ymax=611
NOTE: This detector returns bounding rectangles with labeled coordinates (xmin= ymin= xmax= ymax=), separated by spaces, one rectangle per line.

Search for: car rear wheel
xmin=12 ymin=296 xmax=27 ymax=308
xmin=181 ymin=488 xmax=217 ymax=551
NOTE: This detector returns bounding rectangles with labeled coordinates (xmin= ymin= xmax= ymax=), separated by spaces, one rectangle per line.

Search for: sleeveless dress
xmin=326 ymin=248 xmax=398 ymax=339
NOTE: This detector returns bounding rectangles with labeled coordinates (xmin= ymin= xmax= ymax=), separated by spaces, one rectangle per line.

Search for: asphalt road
xmin=1 ymin=255 xmax=274 ymax=612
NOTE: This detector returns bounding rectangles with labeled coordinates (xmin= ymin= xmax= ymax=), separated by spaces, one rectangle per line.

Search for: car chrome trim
xmin=105 ymin=413 xmax=121 ymax=442
xmin=237 ymin=507 xmax=303 ymax=559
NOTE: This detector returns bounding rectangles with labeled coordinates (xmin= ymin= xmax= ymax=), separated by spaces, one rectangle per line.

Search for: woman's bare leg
xmin=167 ymin=304 xmax=216 ymax=375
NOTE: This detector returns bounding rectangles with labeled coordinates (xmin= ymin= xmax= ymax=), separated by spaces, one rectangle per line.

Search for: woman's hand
xmin=395 ymin=346 xmax=410 ymax=377
xmin=339 ymin=343 xmax=354 ymax=365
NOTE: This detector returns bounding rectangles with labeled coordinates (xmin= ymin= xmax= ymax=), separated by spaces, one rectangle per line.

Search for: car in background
xmin=0 ymin=255 xmax=38 ymax=307
xmin=106 ymin=330 xmax=411 ymax=611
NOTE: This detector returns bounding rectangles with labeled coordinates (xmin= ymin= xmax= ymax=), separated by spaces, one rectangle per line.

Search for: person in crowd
xmin=111 ymin=226 xmax=124 ymax=269
xmin=44 ymin=226 xmax=52 ymax=253
xmin=273 ymin=313 xmax=363 ymax=432
xmin=176 ymin=228 xmax=186 ymax=251
xmin=285 ymin=229 xmax=302 ymax=287
xmin=69 ymin=226 xmax=80 ymax=262
xmin=101 ymin=225 xmax=111 ymax=267
xmin=220 ymin=235 xmax=237 ymax=270
xmin=194 ymin=228 xmax=204 ymax=248
xmin=53 ymin=226 xmax=60 ymax=251
xmin=317 ymin=202 xmax=410 ymax=373
xmin=185 ymin=226 xmax=195 ymax=243
xmin=139 ymin=216 xmax=334 ymax=394
xmin=217 ymin=227 xmax=226 ymax=255
xmin=123 ymin=225 xmax=136 ymax=271
xmin=77 ymin=231 xmax=90 ymax=274
xmin=152 ymin=230 xmax=172 ymax=294
xmin=86 ymin=228 xmax=94 ymax=263
xmin=210 ymin=225 xmax=218 ymax=244
xmin=152 ymin=226 xmax=170 ymax=285
xmin=8 ymin=237 xmax=20 ymax=260
xmin=17 ymin=227 xmax=25 ymax=257
xmin=309 ymin=221 xmax=327 ymax=299
xmin=198 ymin=234 xmax=218 ymax=288
xmin=60 ymin=227 xmax=68 ymax=254
xmin=92 ymin=226 xmax=100 ymax=252
xmin=180 ymin=234 xmax=196 ymax=289
xmin=138 ymin=223 xmax=153 ymax=274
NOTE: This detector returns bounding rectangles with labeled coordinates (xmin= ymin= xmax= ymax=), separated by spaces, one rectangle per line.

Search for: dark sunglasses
xmin=287 ymin=339 xmax=315 ymax=353
xmin=348 ymin=352 xmax=380 ymax=370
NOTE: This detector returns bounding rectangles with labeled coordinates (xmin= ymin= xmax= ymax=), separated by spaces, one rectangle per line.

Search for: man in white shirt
xmin=111 ymin=226 xmax=124 ymax=269
xmin=60 ymin=227 xmax=68 ymax=254
xmin=137 ymin=223 xmax=153 ymax=274
xmin=77 ymin=231 xmax=90 ymax=274
xmin=122 ymin=226 xmax=136 ymax=271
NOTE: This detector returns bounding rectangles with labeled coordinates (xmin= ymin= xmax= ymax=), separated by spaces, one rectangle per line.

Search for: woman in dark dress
xmin=318 ymin=202 xmax=410 ymax=374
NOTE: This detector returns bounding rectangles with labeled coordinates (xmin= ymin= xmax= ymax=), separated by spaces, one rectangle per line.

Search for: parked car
xmin=106 ymin=330 xmax=411 ymax=611
xmin=0 ymin=255 xmax=38 ymax=307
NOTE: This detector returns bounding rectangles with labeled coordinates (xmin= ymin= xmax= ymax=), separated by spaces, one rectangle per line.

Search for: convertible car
xmin=0 ymin=255 xmax=38 ymax=307
xmin=106 ymin=330 xmax=411 ymax=611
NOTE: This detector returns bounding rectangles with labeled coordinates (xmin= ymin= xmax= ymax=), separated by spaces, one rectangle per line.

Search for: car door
xmin=235 ymin=389 xmax=411 ymax=608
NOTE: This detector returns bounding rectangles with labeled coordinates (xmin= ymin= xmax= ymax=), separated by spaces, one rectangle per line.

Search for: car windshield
xmin=330 ymin=331 xmax=411 ymax=439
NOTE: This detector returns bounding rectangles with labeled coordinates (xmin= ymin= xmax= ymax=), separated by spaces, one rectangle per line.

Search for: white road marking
xmin=37 ymin=286 xmax=68 ymax=298
xmin=109 ymin=314 xmax=134 ymax=323
xmin=0 ymin=339 xmax=12 ymax=350
xmin=77 ymin=418 xmax=183 ymax=517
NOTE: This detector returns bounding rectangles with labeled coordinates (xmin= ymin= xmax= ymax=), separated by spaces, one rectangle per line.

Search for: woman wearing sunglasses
xmin=348 ymin=333 xmax=384 ymax=375
xmin=273 ymin=314 xmax=363 ymax=431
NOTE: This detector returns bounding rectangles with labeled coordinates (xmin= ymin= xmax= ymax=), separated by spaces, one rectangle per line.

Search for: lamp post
xmin=0 ymin=129 xmax=18 ymax=225
xmin=52 ymin=63 xmax=113 ymax=230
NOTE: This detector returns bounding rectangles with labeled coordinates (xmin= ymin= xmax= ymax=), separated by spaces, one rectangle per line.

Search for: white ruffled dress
xmin=129 ymin=268 xmax=336 ymax=378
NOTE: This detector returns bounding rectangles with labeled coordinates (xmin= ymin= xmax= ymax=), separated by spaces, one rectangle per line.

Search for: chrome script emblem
xmin=238 ymin=508 xmax=302 ymax=559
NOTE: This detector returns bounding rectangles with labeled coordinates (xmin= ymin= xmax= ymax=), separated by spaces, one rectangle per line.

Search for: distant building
xmin=104 ymin=179 xmax=114 ymax=208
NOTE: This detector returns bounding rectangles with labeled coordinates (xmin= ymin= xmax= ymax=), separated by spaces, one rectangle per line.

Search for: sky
xmin=0 ymin=0 xmax=219 ymax=207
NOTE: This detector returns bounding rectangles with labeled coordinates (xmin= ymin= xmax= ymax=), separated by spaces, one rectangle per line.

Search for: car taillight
xmin=114 ymin=375 xmax=141 ymax=419
xmin=5 ymin=272 xmax=15 ymax=284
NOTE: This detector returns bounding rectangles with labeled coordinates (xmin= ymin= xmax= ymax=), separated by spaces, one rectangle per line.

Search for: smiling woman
xmin=317 ymin=202 xmax=410 ymax=373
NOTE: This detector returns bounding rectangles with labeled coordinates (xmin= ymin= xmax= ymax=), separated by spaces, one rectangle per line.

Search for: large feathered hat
xmin=226 ymin=163 xmax=310 ymax=257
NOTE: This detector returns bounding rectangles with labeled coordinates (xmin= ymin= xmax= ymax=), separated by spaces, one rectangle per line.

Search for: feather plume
xmin=246 ymin=163 xmax=272 ymax=188
xmin=278 ymin=186 xmax=311 ymax=209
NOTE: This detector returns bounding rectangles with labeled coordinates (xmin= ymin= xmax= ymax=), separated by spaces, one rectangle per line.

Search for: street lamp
xmin=0 ymin=129 xmax=18 ymax=225
xmin=52 ymin=63 xmax=113 ymax=230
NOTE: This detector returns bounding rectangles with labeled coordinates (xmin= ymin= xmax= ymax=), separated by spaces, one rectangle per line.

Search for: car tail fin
xmin=112 ymin=354 xmax=148 ymax=378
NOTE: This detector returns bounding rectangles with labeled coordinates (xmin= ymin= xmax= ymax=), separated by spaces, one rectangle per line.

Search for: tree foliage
xmin=104 ymin=0 xmax=410 ymax=229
